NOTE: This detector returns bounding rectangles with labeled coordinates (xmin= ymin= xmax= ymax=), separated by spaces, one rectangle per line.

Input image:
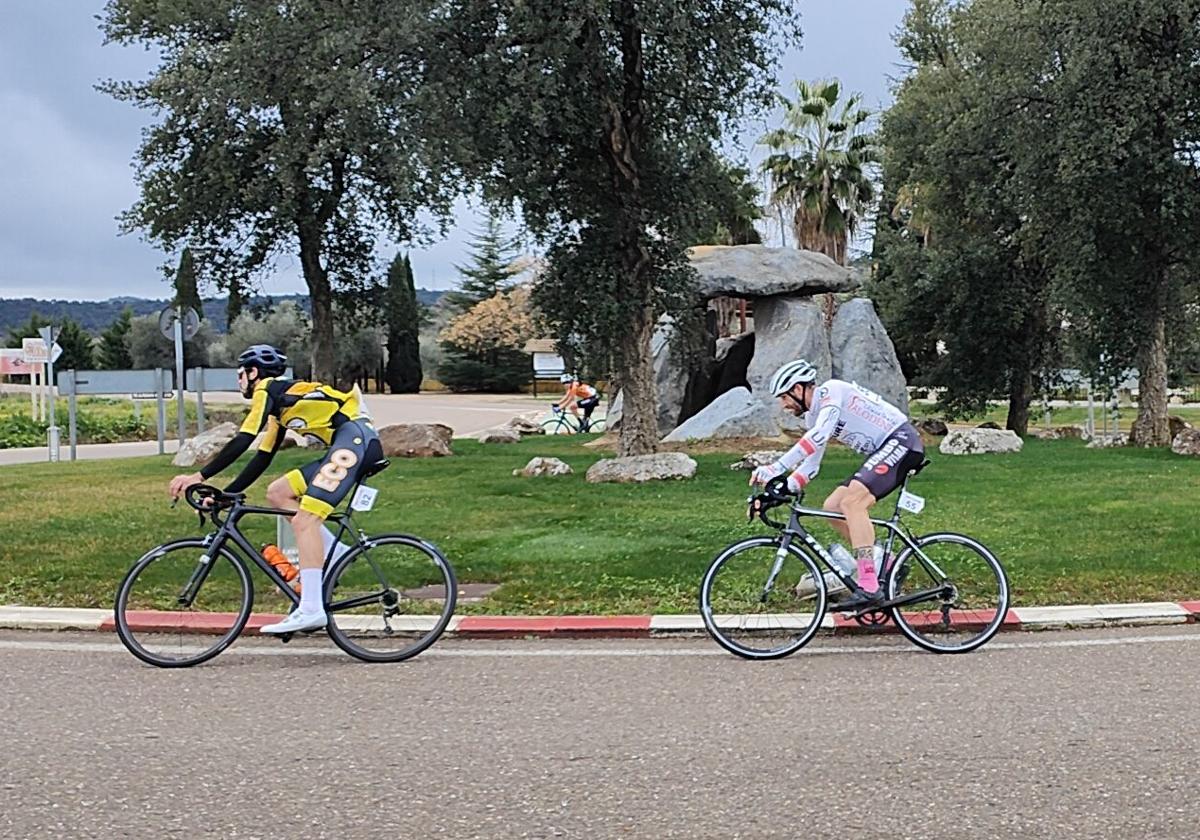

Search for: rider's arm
xmin=780 ymin=402 xmax=842 ymax=487
xmin=222 ymin=419 xmax=285 ymax=494
xmin=197 ymin=384 xmax=274 ymax=483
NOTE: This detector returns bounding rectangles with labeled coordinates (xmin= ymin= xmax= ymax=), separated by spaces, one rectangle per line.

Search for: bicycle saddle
xmin=360 ymin=458 xmax=391 ymax=480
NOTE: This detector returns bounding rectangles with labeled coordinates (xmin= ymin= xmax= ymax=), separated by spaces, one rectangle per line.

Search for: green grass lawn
xmin=1 ymin=435 xmax=1198 ymax=613
xmin=0 ymin=394 xmax=243 ymax=448
xmin=910 ymin=400 xmax=1200 ymax=432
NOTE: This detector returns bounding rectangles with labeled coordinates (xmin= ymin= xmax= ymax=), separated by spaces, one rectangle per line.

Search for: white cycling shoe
xmin=261 ymin=609 xmax=327 ymax=634
xmin=793 ymin=571 xmax=849 ymax=600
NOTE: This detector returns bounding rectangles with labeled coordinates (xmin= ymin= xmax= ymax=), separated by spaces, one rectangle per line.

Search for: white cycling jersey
xmin=779 ymin=379 xmax=909 ymax=482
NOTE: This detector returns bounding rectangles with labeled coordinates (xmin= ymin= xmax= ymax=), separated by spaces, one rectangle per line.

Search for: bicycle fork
xmin=759 ymin=535 xmax=795 ymax=603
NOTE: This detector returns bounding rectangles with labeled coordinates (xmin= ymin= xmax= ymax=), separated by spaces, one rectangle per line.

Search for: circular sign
xmin=159 ymin=306 xmax=201 ymax=341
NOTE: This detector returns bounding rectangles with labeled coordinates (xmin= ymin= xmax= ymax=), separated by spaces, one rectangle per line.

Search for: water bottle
xmin=827 ymin=543 xmax=857 ymax=577
xmin=262 ymin=544 xmax=298 ymax=582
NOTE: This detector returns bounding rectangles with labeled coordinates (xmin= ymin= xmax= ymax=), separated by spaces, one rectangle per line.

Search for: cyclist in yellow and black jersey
xmin=169 ymin=344 xmax=382 ymax=635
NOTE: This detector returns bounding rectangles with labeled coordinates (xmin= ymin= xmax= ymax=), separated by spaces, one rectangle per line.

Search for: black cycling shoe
xmin=832 ymin=588 xmax=886 ymax=614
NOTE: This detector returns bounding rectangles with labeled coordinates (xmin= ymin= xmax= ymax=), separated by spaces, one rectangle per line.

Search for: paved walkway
xmin=0 ymin=392 xmax=559 ymax=466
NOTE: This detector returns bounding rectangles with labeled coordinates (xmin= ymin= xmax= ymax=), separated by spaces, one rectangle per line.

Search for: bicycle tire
xmin=700 ymin=536 xmax=827 ymax=660
xmin=886 ymin=532 xmax=1010 ymax=654
xmin=540 ymin=416 xmax=574 ymax=435
xmin=323 ymin=534 xmax=458 ymax=663
xmin=114 ymin=538 xmax=254 ymax=668
xmin=585 ymin=418 xmax=606 ymax=434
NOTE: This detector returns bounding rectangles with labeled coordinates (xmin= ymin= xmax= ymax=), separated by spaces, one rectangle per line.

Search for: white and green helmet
xmin=767 ymin=359 xmax=818 ymax=396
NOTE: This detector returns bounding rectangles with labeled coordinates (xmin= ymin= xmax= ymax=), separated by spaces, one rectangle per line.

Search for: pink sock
xmin=856 ymin=556 xmax=879 ymax=593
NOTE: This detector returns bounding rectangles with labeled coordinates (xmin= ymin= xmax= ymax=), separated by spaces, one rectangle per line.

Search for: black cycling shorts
xmin=841 ymin=422 xmax=925 ymax=500
xmin=286 ymin=420 xmax=382 ymax=519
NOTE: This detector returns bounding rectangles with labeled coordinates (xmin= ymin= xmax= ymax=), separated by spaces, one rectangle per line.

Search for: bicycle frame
xmin=175 ymin=499 xmax=370 ymax=612
xmin=757 ymin=474 xmax=955 ymax=612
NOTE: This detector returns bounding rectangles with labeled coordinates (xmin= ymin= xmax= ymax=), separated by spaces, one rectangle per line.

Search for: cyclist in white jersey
xmin=750 ymin=359 xmax=925 ymax=610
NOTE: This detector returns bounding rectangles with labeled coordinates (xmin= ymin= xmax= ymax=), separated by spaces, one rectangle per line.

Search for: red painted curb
xmin=831 ymin=608 xmax=1021 ymax=635
xmin=455 ymin=615 xmax=651 ymax=638
xmin=100 ymin=610 xmax=288 ymax=635
xmin=1177 ymin=601 xmax=1200 ymax=619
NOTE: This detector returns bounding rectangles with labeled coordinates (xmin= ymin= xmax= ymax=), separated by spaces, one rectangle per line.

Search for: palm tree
xmin=760 ymin=79 xmax=879 ymax=268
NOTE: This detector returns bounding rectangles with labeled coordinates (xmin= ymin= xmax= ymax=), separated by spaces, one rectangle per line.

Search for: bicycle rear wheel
xmin=585 ymin=417 xmax=607 ymax=434
xmin=886 ymin=532 xmax=1010 ymax=653
xmin=114 ymin=538 xmax=253 ymax=668
xmin=700 ymin=536 xmax=827 ymax=659
xmin=324 ymin=534 xmax=457 ymax=662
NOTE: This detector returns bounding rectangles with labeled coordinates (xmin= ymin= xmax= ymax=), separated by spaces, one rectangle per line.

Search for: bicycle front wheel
xmin=324 ymin=534 xmax=457 ymax=663
xmin=886 ymin=532 xmax=1010 ymax=654
xmin=700 ymin=536 xmax=827 ymax=660
xmin=540 ymin=416 xmax=574 ymax=435
xmin=114 ymin=538 xmax=253 ymax=668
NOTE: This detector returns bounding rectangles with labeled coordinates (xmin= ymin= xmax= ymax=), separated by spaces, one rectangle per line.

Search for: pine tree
xmin=98 ymin=307 xmax=134 ymax=369
xmin=172 ymin=248 xmax=203 ymax=317
xmin=383 ymin=254 xmax=423 ymax=393
xmin=226 ymin=281 xmax=246 ymax=327
xmin=442 ymin=214 xmax=522 ymax=312
xmin=55 ymin=318 xmax=95 ymax=372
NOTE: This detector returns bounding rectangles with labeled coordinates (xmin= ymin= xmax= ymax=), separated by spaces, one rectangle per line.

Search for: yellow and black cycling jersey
xmin=240 ymin=377 xmax=364 ymax=449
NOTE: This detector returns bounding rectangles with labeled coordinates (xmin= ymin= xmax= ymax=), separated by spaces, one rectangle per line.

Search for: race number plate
xmin=351 ymin=485 xmax=378 ymax=512
xmin=898 ymin=490 xmax=925 ymax=514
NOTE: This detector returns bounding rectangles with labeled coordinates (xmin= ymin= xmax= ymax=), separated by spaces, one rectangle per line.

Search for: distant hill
xmin=0 ymin=290 xmax=446 ymax=336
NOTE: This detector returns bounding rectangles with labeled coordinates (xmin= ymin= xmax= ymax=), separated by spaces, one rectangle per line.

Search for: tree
xmin=438 ymin=287 xmax=535 ymax=392
xmin=5 ymin=312 xmax=50 ymax=349
xmin=442 ymin=214 xmax=523 ymax=313
xmin=760 ymin=79 xmax=879 ymax=266
xmin=101 ymin=0 xmax=457 ymax=383
xmin=698 ymin=162 xmax=765 ymax=246
xmin=383 ymin=254 xmax=423 ymax=393
xmin=871 ymin=0 xmax=1061 ymax=435
xmin=226 ymin=281 xmax=246 ymax=329
xmin=55 ymin=319 xmax=95 ymax=373
xmin=98 ymin=307 xmax=134 ymax=369
xmin=427 ymin=0 xmax=799 ymax=455
xmin=216 ymin=302 xmax=312 ymax=378
xmin=126 ymin=314 xmax=214 ymax=370
xmin=172 ymin=248 xmax=202 ymax=318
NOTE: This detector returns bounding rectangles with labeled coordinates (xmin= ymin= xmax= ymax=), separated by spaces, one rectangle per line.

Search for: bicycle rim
xmin=540 ymin=417 xmax=572 ymax=435
xmin=114 ymin=539 xmax=253 ymax=668
xmin=324 ymin=535 xmax=457 ymax=662
xmin=887 ymin=532 xmax=1010 ymax=653
xmin=700 ymin=536 xmax=827 ymax=659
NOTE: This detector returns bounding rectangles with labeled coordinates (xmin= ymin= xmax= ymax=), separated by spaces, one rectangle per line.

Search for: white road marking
xmin=1 ymin=630 xmax=1199 ymax=659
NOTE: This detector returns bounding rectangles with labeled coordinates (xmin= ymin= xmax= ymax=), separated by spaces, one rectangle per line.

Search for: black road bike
xmin=114 ymin=458 xmax=457 ymax=667
xmin=700 ymin=462 xmax=1010 ymax=659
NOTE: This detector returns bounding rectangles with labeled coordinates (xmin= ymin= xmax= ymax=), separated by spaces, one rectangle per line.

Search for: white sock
xmin=299 ymin=568 xmax=323 ymax=614
xmin=320 ymin=525 xmax=351 ymax=562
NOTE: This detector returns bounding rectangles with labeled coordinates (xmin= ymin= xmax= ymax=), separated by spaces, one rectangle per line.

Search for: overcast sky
xmin=0 ymin=1 xmax=907 ymax=302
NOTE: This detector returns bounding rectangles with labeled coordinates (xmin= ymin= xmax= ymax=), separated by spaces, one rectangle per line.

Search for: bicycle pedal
xmin=278 ymin=632 xmax=294 ymax=643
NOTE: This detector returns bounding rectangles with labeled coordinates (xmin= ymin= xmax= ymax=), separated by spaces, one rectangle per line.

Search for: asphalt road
xmin=2 ymin=626 xmax=1198 ymax=839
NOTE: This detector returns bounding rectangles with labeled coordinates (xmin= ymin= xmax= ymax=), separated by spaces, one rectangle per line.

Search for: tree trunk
xmin=1130 ymin=288 xmax=1170 ymax=446
xmin=298 ymin=221 xmax=335 ymax=384
xmin=1005 ymin=366 xmax=1032 ymax=437
xmin=617 ymin=305 xmax=658 ymax=457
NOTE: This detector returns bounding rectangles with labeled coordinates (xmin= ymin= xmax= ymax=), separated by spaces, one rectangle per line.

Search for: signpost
xmin=35 ymin=327 xmax=63 ymax=461
xmin=159 ymin=306 xmax=200 ymax=445
xmin=60 ymin=369 xmax=174 ymax=461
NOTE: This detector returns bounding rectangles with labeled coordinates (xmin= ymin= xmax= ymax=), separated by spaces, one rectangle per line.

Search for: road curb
xmin=2 ymin=602 xmax=1198 ymax=637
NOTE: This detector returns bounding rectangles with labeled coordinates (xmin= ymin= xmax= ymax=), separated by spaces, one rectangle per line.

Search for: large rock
xmin=1169 ymin=415 xmax=1193 ymax=441
xmin=915 ymin=418 xmax=948 ymax=437
xmin=745 ymin=296 xmax=831 ymax=433
xmin=712 ymin=331 xmax=755 ymax=398
xmin=688 ymin=245 xmax=858 ymax=299
xmin=1087 ymin=433 xmax=1129 ymax=449
xmin=478 ymin=428 xmax=521 ymax=444
xmin=662 ymin=387 xmax=782 ymax=442
xmin=585 ymin=452 xmax=698 ymax=483
xmin=1033 ymin=425 xmax=1087 ymax=440
xmin=939 ymin=428 xmax=1024 ymax=455
xmin=513 ymin=457 xmax=574 ymax=477
xmin=378 ymin=423 xmax=453 ymax=457
xmin=173 ymin=422 xmax=238 ymax=467
xmin=729 ymin=450 xmax=788 ymax=471
xmin=1171 ymin=428 xmax=1200 ymax=455
xmin=830 ymin=298 xmax=909 ymax=413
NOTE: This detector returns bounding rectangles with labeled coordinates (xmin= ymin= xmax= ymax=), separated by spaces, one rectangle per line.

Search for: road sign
xmin=21 ymin=338 xmax=62 ymax=365
xmin=0 ymin=349 xmax=36 ymax=375
xmin=159 ymin=306 xmax=200 ymax=341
